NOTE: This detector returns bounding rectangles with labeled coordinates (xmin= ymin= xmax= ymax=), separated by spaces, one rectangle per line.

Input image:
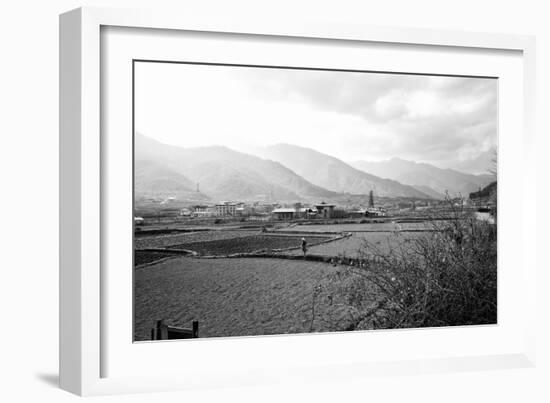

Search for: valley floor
xmin=133 ymin=217 xmax=495 ymax=341
xmin=134 ymin=257 xmax=352 ymax=341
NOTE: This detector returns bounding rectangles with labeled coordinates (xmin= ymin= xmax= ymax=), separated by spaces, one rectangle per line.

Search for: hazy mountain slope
xmin=135 ymin=160 xmax=195 ymax=190
xmin=351 ymin=158 xmax=495 ymax=198
xmin=258 ymin=144 xmax=430 ymax=198
xmin=476 ymin=173 xmax=496 ymax=183
xmin=134 ymin=160 xmax=210 ymax=200
xmin=135 ymin=134 xmax=339 ymax=202
xmin=411 ymin=185 xmax=446 ymax=200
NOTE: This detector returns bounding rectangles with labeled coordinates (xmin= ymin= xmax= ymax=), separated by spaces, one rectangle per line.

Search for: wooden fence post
xmin=152 ymin=319 xmax=199 ymax=340
xmin=156 ymin=320 xmax=168 ymax=340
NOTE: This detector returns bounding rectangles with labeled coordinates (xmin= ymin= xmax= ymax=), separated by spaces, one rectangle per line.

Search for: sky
xmin=135 ymin=61 xmax=497 ymax=174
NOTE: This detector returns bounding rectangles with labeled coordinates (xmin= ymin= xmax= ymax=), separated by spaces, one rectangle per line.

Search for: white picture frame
xmin=59 ymin=6 xmax=537 ymax=396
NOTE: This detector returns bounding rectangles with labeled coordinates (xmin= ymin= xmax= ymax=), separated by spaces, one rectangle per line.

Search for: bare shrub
xmin=325 ymin=203 xmax=497 ymax=330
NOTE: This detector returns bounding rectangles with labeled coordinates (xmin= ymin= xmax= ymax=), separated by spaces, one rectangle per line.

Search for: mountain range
xmin=135 ymin=134 xmax=342 ymax=202
xmin=256 ymin=144 xmax=428 ymax=198
xmin=135 ymin=133 xmax=492 ymax=203
xmin=134 ymin=159 xmax=209 ymax=201
xmin=350 ymin=158 xmax=495 ymax=199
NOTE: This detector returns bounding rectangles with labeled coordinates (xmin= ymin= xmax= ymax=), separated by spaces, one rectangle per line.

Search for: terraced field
xmin=284 ymin=222 xmax=433 ymax=233
xmin=134 ymin=229 xmax=260 ymax=249
xmin=134 ymin=250 xmax=179 ymax=267
xmin=133 ymin=221 xmax=442 ymax=340
xmin=132 ymin=214 xmax=475 ymax=341
xmin=167 ymin=234 xmax=330 ymax=256
xmin=284 ymin=231 xmax=427 ymax=258
xmin=134 ymin=257 xmax=355 ymax=341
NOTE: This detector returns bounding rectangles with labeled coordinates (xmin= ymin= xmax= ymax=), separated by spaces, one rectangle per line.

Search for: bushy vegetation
xmin=325 ymin=208 xmax=497 ymax=330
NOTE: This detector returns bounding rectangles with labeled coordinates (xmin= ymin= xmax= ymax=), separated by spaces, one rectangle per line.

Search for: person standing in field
xmin=301 ymin=237 xmax=307 ymax=257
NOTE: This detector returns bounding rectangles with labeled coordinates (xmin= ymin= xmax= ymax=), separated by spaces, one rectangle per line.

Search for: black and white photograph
xmin=133 ymin=61 xmax=498 ymax=341
xmin=5 ymin=0 xmax=549 ymax=400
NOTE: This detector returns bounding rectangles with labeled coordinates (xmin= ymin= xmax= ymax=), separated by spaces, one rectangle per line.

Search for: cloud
xmin=135 ymin=62 xmax=497 ymax=173
xmin=242 ymin=68 xmax=497 ymax=171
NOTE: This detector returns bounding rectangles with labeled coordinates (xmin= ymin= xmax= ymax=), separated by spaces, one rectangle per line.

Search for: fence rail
xmin=151 ymin=320 xmax=199 ymax=340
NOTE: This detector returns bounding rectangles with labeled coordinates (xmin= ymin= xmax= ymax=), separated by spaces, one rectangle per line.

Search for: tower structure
xmin=368 ymin=190 xmax=374 ymax=208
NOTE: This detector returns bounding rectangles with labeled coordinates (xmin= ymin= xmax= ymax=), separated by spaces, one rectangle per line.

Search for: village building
xmin=366 ymin=207 xmax=387 ymax=217
xmin=193 ymin=205 xmax=208 ymax=214
xmin=215 ymin=201 xmax=244 ymax=216
xmin=297 ymin=207 xmax=317 ymax=219
xmin=271 ymin=208 xmax=296 ymax=221
xmin=315 ymin=202 xmax=336 ymax=218
xmin=192 ymin=205 xmax=216 ymax=217
xmin=179 ymin=208 xmax=192 ymax=217
xmin=348 ymin=209 xmax=367 ymax=218
xmin=235 ymin=204 xmax=253 ymax=216
xmin=251 ymin=203 xmax=275 ymax=214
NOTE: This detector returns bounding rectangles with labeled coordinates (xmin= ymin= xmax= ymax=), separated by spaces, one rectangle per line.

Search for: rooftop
xmin=272 ymin=208 xmax=296 ymax=213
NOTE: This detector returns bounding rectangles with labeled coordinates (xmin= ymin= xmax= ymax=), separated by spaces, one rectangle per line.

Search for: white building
xmin=215 ymin=201 xmax=240 ymax=216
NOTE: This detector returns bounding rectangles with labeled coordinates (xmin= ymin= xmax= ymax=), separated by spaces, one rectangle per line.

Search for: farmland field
xmin=133 ymin=222 xmax=434 ymax=266
xmin=166 ymin=234 xmax=330 ymax=256
xmin=133 ymin=220 xmax=440 ymax=340
xmin=134 ymin=257 xmax=355 ymax=341
xmin=134 ymin=229 xmax=259 ymax=249
xmin=134 ymin=250 xmax=180 ymax=266
xmin=283 ymin=221 xmax=434 ymax=233
xmin=285 ymin=231 xmax=427 ymax=258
